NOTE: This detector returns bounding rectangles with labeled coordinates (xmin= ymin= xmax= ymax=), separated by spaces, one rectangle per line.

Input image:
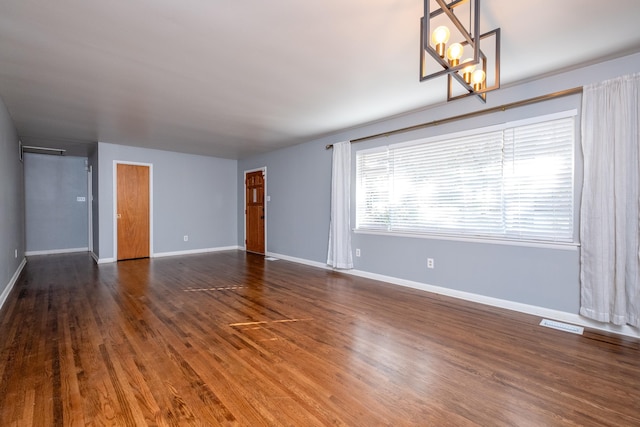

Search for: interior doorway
xmin=245 ymin=168 xmax=266 ymax=254
xmin=115 ymin=162 xmax=151 ymax=260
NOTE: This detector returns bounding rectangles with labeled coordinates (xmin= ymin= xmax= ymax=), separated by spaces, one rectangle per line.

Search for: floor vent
xmin=265 ymin=257 xmax=278 ymax=261
xmin=540 ymin=318 xmax=584 ymax=335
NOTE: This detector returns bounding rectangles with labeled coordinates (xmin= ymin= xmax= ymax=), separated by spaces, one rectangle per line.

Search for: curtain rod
xmin=325 ymin=86 xmax=583 ymax=149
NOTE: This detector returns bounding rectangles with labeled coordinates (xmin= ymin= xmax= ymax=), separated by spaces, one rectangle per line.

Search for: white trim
xmin=0 ymin=258 xmax=26 ymax=312
xmin=87 ymin=165 xmax=93 ymax=253
xmin=94 ymin=247 xmax=241 ymax=263
xmin=345 ymin=268 xmax=639 ymax=339
xmin=354 ymin=229 xmax=580 ymax=251
xmin=113 ymin=161 xmax=154 ymax=260
xmin=265 ymin=251 xmax=331 ymax=270
xmin=26 ymin=247 xmax=89 ymax=256
xmin=243 ymin=167 xmax=267 ymax=254
xmin=153 ymin=246 xmax=240 ymax=258
xmin=261 ymin=252 xmax=638 ymax=339
xmin=355 ymin=113 xmax=578 ymax=247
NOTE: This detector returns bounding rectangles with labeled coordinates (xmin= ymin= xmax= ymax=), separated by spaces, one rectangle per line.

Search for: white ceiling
xmin=1 ymin=1 xmax=640 ymax=159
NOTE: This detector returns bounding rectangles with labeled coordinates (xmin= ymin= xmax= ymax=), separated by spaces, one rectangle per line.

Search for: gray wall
xmin=238 ymin=51 xmax=640 ymax=315
xmin=238 ymin=142 xmax=333 ymax=262
xmin=97 ymin=142 xmax=237 ymax=260
xmin=24 ymin=154 xmax=88 ymax=253
xmin=0 ymin=96 xmax=25 ymax=299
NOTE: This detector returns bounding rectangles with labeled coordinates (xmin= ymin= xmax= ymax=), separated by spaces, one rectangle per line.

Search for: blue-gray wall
xmin=24 ymin=153 xmax=88 ymax=253
xmin=238 ymin=51 xmax=640 ymax=315
xmin=0 ymin=96 xmax=25 ymax=302
xmin=97 ymin=142 xmax=237 ymax=261
xmin=238 ymin=142 xmax=333 ymax=262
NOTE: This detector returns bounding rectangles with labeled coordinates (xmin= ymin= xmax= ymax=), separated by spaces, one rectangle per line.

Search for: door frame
xmin=87 ymin=164 xmax=93 ymax=254
xmin=112 ymin=160 xmax=154 ymax=261
xmin=244 ymin=166 xmax=267 ymax=253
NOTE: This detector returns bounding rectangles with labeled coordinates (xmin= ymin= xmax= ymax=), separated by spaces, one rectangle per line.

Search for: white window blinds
xmin=356 ymin=113 xmax=575 ymax=243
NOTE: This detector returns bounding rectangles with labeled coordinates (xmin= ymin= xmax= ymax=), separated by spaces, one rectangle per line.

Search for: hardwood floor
xmin=0 ymin=251 xmax=638 ymax=426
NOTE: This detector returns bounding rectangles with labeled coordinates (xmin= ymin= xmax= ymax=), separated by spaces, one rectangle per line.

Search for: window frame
xmin=354 ymin=110 xmax=579 ymax=249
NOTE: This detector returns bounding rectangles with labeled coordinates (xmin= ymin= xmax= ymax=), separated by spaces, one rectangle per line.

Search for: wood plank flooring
xmin=0 ymin=251 xmax=638 ymax=426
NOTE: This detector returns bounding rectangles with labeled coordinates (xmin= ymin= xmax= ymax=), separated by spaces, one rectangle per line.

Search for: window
xmin=355 ymin=111 xmax=576 ymax=244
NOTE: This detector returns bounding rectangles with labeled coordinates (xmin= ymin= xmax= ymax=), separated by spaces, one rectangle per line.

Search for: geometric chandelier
xmin=420 ymin=0 xmax=500 ymax=102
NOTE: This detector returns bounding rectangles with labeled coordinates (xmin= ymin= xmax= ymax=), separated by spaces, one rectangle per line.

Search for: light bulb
xmin=431 ymin=26 xmax=450 ymax=58
xmin=461 ymin=58 xmax=476 ymax=84
xmin=431 ymin=26 xmax=450 ymax=44
xmin=471 ymin=69 xmax=486 ymax=91
xmin=446 ymin=43 xmax=463 ymax=67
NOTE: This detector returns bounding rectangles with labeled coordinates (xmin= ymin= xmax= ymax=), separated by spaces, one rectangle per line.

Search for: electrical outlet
xmin=355 ymin=248 xmax=361 ymax=257
xmin=183 ymin=235 xmax=189 ymax=242
xmin=14 ymin=249 xmax=18 ymax=259
xmin=427 ymin=258 xmax=434 ymax=269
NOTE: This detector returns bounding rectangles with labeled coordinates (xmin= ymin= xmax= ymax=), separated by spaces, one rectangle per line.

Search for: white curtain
xmin=327 ymin=141 xmax=354 ymax=269
xmin=580 ymin=72 xmax=640 ymax=327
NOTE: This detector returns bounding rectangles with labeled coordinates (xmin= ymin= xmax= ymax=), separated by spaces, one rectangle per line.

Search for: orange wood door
xmin=245 ymin=170 xmax=265 ymax=254
xmin=117 ymin=164 xmax=150 ymax=260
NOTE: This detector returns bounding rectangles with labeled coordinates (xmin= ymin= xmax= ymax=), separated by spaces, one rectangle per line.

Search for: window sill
xmin=353 ymin=229 xmax=579 ymax=251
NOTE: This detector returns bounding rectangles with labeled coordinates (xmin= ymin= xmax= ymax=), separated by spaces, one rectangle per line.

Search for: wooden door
xmin=117 ymin=164 xmax=150 ymax=260
xmin=245 ymin=170 xmax=265 ymax=254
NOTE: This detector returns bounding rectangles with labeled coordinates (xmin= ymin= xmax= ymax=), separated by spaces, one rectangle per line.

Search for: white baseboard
xmin=153 ymin=246 xmax=240 ymax=258
xmin=0 ymin=258 xmax=27 ymax=312
xmin=265 ymin=251 xmax=331 ymax=270
xmin=90 ymin=252 xmax=102 ymax=264
xmin=93 ymin=246 xmax=241 ymax=265
xmin=25 ymin=247 xmax=89 ymax=256
xmin=260 ymin=253 xmax=639 ymax=340
xmin=346 ymin=268 xmax=639 ymax=339
xmin=87 ymin=247 xmax=640 ymax=339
